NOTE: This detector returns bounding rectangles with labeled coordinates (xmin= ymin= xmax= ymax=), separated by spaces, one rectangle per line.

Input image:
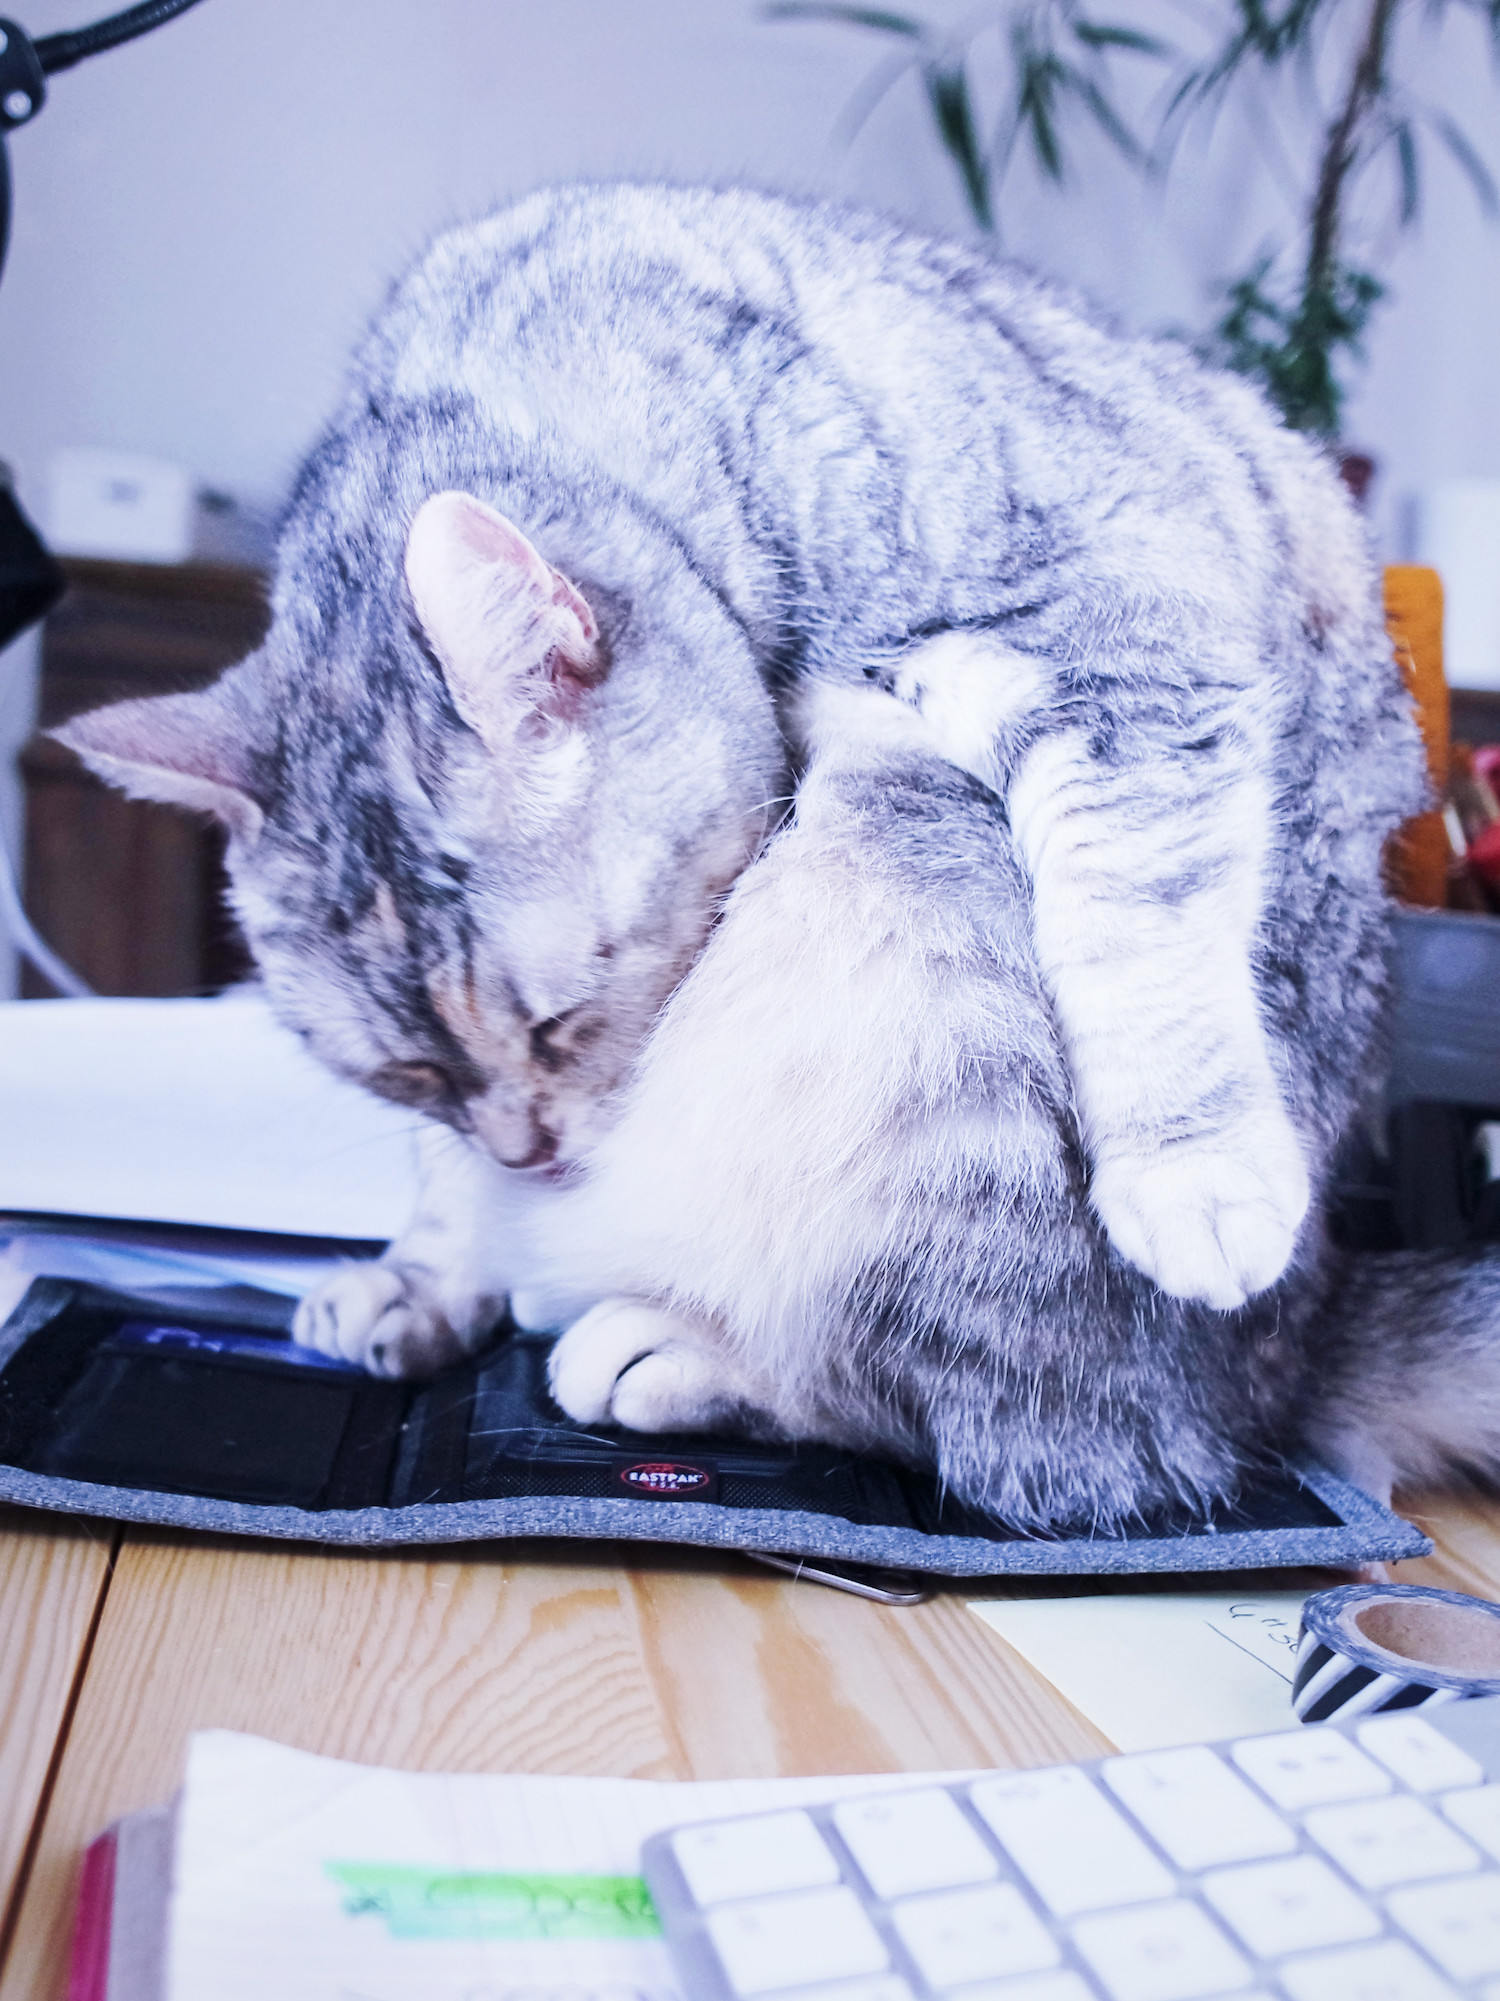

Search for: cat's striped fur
xmin=61 ymin=184 xmax=1500 ymax=1527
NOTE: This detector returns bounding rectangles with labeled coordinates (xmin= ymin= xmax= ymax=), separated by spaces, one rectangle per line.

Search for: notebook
xmin=72 ymin=1732 xmax=972 ymax=2001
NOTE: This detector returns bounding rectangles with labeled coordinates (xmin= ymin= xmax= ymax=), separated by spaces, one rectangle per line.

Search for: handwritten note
xmin=968 ymin=1591 xmax=1309 ymax=1751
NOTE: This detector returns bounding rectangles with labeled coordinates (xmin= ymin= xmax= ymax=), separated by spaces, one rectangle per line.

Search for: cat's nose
xmin=468 ymin=1090 xmax=558 ymax=1168
xmin=505 ymin=1128 xmax=559 ymax=1171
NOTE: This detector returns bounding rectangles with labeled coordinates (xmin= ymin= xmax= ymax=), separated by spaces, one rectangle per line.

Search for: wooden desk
xmin=0 ymin=1491 xmax=1497 ymax=1998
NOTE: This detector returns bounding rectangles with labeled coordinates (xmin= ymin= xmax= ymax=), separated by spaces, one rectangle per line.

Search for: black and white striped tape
xmin=1294 ymin=1583 xmax=1500 ymax=1725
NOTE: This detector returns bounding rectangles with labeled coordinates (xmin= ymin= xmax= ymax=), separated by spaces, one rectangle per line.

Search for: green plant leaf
xmin=833 ymin=43 xmax=927 ymax=146
xmin=1393 ymin=118 xmax=1420 ymax=224
xmin=1072 ymin=20 xmax=1171 ymax=54
xmin=763 ymin=3 xmax=929 ymax=36
xmin=925 ymin=60 xmax=994 ymax=225
xmin=1012 ymin=33 xmax=1067 ymax=180
xmin=1204 ymin=254 xmax=1385 ymax=436
xmin=1428 ymin=109 xmax=1500 ymax=215
xmin=1068 ymin=69 xmax=1144 ymax=159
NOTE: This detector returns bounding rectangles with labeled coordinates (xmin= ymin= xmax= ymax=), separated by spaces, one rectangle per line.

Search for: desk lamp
xmin=0 ymin=0 xmax=207 ymax=650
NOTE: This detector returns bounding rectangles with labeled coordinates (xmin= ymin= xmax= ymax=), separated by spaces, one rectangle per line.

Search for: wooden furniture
xmin=20 ymin=559 xmax=268 ymax=998
xmin=1386 ymin=566 xmax=1451 ymax=908
xmin=0 ymin=1491 xmax=1498 ymax=1997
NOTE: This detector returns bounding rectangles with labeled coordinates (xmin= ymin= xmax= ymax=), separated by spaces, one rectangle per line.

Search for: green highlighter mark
xmin=325 ymin=1862 xmax=662 ymax=1942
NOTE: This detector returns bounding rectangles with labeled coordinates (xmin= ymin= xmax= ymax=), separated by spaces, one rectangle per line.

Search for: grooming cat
xmin=58 ymin=183 xmax=1500 ymax=1523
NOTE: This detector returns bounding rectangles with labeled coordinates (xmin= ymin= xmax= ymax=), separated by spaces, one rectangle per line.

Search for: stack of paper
xmin=0 ymin=993 xmax=422 ymax=1314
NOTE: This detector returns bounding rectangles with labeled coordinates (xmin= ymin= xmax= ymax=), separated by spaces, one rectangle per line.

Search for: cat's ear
xmin=53 ymin=683 xmax=265 ymax=841
xmin=404 ymin=491 xmax=606 ymax=751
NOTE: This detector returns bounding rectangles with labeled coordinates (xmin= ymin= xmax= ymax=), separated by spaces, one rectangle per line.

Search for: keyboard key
xmin=891 ymin=1882 xmax=1060 ymax=1988
xmin=971 ymin=1767 xmax=1174 ymax=1915
xmin=1230 ymin=1729 xmax=1389 ymax=1811
xmin=1071 ymin=1900 xmax=1251 ymax=2000
xmin=1303 ymin=1794 xmax=1481 ymax=1889
xmin=1200 ymin=1854 xmax=1381 ymax=1956
xmin=777 ymin=1982 xmax=913 ymax=2001
xmin=707 ymin=1886 xmax=889 ymax=1995
xmin=674 ymin=1811 xmax=842 ymax=1906
xmin=1442 ymin=1782 xmax=1500 ymax=1859
xmin=1389 ymin=1874 xmax=1500 ymax=1981
xmin=937 ymin=1978 xmax=1094 ymax=2001
xmin=1356 ymin=1715 xmax=1485 ymax=1793
xmin=1101 ymin=1748 xmax=1296 ymax=1870
xmin=1279 ymin=1939 xmax=1462 ymax=2000
xmin=834 ymin=1788 xmax=998 ymax=1900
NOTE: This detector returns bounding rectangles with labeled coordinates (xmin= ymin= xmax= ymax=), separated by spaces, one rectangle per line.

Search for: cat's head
xmin=59 ymin=485 xmax=782 ymax=1171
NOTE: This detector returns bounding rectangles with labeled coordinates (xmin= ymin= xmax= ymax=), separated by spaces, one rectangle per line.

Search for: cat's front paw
xmin=1091 ymin=1111 xmax=1311 ymax=1311
xmin=295 ymin=1263 xmax=489 ymax=1378
xmin=548 ymin=1299 xmax=765 ymax=1433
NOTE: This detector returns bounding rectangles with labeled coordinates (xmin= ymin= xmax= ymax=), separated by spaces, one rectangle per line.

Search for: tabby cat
xmin=60 ymin=184 xmax=1500 ymax=1526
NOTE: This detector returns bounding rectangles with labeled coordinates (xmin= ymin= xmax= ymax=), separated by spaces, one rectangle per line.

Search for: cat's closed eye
xmin=369 ymin=1060 xmax=463 ymax=1114
xmin=528 ymin=1010 xmax=605 ymax=1068
xmin=529 ymin=1015 xmax=571 ymax=1069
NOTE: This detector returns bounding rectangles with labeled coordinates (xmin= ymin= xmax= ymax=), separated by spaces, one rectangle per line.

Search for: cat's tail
xmin=1308 ymin=1245 xmax=1500 ymax=1502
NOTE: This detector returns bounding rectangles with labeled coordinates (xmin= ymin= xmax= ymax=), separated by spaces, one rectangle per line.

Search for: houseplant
xmin=772 ymin=0 xmax=1500 ymax=440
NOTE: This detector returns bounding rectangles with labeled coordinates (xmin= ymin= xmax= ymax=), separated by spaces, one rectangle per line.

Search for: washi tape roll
xmin=1294 ymin=1582 xmax=1500 ymax=1724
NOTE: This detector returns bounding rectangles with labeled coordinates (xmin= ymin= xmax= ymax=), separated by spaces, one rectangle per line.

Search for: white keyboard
xmin=641 ymin=1696 xmax=1500 ymax=2000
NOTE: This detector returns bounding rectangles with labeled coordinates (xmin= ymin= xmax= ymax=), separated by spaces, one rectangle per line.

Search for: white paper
xmin=0 ymin=1226 xmax=347 ymax=1305
xmin=1415 ymin=477 xmax=1500 ymax=691
xmin=968 ymin=1591 xmax=1309 ymax=1751
xmin=167 ymin=1732 xmax=971 ymax=2001
xmin=0 ymin=994 xmax=420 ymax=1239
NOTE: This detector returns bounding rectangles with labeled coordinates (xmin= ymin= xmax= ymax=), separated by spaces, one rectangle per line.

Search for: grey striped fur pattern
xmin=60 ymin=183 xmax=1500 ymax=1532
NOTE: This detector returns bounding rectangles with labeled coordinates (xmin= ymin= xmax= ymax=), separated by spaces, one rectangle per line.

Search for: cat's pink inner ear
xmin=405 ymin=492 xmax=604 ymax=749
xmin=53 ymin=686 xmax=264 ymax=839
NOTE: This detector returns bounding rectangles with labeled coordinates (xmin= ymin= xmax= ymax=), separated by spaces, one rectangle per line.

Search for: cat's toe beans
xmin=547 ymin=1299 xmax=684 ymax=1423
xmin=610 ymin=1347 xmax=727 ymax=1432
xmin=363 ymin=1306 xmax=466 ymax=1379
xmin=294 ymin=1264 xmax=462 ymax=1377
xmin=294 ymin=1264 xmax=409 ymax=1363
xmin=1093 ymin=1128 xmax=1310 ymax=1310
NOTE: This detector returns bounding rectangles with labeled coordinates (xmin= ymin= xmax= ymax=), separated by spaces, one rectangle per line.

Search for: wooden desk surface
xmin=0 ymin=1490 xmax=1495 ymax=1998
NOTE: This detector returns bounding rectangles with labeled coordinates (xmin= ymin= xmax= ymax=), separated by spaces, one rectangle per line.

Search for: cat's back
xmin=351 ymin=181 xmax=1177 ymax=478
xmin=353 ymin=184 xmax=1293 ymax=627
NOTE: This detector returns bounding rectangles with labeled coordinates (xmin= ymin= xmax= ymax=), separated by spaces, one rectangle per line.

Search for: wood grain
xmin=0 ymin=1528 xmax=1114 ymax=2001
xmin=8 ymin=1490 xmax=1500 ymax=1999
xmin=0 ymin=1509 xmax=115 ymax=1948
xmin=1392 ymin=1486 xmax=1500 ymax=1598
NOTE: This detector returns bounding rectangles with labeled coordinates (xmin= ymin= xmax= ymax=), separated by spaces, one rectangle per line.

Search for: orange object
xmin=1384 ymin=565 xmax=1449 ymax=907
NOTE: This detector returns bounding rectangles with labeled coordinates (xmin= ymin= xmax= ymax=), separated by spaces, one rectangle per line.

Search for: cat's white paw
xmin=1091 ymin=1110 xmax=1311 ymax=1311
xmin=295 ymin=1263 xmax=479 ymax=1378
xmin=548 ymin=1299 xmax=757 ymax=1432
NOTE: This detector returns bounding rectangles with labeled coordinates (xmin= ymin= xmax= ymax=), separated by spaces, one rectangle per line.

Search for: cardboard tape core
xmin=1354 ymin=1597 xmax=1500 ymax=1675
xmin=1297 ymin=1582 xmax=1500 ymax=1723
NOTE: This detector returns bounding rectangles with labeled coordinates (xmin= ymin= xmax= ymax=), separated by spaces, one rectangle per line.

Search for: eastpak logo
xmin=614 ymin=1458 xmax=717 ymax=1501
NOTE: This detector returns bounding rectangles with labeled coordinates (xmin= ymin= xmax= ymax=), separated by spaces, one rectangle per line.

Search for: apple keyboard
xmin=641 ymin=1696 xmax=1500 ymax=2000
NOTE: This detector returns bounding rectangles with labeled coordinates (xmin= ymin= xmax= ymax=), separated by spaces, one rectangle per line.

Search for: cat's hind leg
xmin=548 ymin=1299 xmax=783 ymax=1435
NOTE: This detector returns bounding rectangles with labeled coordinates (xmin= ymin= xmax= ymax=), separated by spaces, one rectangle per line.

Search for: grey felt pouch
xmin=0 ymin=1279 xmax=1429 ymax=1577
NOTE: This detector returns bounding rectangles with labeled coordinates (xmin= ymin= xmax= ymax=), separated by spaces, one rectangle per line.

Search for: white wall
xmin=0 ymin=0 xmax=1495 ymax=986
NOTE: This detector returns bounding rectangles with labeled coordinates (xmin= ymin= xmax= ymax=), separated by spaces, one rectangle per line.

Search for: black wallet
xmin=0 ymin=1278 xmax=1429 ymax=1581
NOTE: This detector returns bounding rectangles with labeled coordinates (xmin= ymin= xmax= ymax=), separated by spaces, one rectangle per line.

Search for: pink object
xmin=1468 ymin=818 xmax=1500 ymax=891
xmin=68 ymin=1831 xmax=117 ymax=2001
